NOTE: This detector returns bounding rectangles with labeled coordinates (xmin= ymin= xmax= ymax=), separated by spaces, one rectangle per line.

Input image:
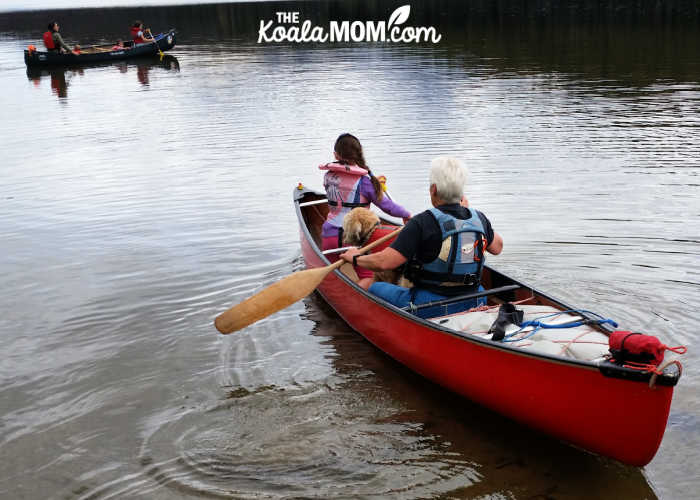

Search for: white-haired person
xmin=340 ymin=156 xmax=503 ymax=318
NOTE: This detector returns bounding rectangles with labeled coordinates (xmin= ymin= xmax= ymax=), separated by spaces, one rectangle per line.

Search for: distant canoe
xmin=24 ymin=29 xmax=176 ymax=67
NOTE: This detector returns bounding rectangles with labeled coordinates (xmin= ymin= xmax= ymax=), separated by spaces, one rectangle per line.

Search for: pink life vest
xmin=319 ymin=162 xmax=371 ymax=229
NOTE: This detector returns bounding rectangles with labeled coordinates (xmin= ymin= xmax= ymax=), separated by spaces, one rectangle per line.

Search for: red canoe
xmin=294 ymin=186 xmax=681 ymax=467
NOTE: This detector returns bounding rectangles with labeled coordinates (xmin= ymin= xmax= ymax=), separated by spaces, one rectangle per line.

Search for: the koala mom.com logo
xmin=258 ymin=5 xmax=442 ymax=44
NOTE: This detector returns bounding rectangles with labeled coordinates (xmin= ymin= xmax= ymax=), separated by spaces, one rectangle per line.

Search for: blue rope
xmin=501 ymin=309 xmax=618 ymax=343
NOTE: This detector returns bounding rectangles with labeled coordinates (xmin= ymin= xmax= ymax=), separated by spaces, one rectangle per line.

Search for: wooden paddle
xmin=214 ymin=227 xmax=402 ymax=334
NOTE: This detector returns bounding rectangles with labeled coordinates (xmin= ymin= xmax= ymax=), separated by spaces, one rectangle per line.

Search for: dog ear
xmin=345 ymin=221 xmax=363 ymax=245
xmin=360 ymin=208 xmax=379 ymax=229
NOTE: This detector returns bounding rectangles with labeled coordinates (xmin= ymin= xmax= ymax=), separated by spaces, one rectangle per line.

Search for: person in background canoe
xmin=111 ymin=40 xmax=125 ymax=51
xmin=340 ymin=156 xmax=504 ymax=318
xmin=43 ymin=21 xmax=74 ymax=54
xmin=130 ymin=21 xmax=155 ymax=45
xmin=321 ymin=133 xmax=411 ymax=277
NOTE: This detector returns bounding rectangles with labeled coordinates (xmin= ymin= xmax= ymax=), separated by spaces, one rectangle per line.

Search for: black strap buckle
xmin=462 ymin=273 xmax=477 ymax=285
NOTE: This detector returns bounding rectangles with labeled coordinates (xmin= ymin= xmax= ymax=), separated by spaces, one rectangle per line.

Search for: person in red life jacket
xmin=340 ymin=156 xmax=504 ymax=318
xmin=43 ymin=21 xmax=74 ymax=54
xmin=320 ymin=133 xmax=411 ymax=278
xmin=72 ymin=44 xmax=81 ymax=54
xmin=130 ymin=21 xmax=155 ymax=45
xmin=111 ymin=40 xmax=125 ymax=51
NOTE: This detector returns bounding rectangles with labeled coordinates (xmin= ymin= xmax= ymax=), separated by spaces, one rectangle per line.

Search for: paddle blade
xmin=214 ymin=266 xmax=333 ymax=334
xmin=339 ymin=262 xmax=359 ymax=282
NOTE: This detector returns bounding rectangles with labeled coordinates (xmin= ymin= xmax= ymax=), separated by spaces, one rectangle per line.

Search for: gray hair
xmin=429 ymin=156 xmax=467 ymax=203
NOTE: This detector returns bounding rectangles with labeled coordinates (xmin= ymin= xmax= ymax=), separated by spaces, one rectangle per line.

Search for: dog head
xmin=342 ymin=207 xmax=379 ymax=246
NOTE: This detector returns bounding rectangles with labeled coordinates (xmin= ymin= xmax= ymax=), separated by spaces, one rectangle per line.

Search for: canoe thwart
xmin=400 ymin=284 xmax=522 ymax=312
xmin=298 ymin=199 xmax=328 ymax=207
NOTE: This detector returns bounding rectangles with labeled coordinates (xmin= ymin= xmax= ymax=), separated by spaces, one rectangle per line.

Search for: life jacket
xmin=341 ymin=223 xmax=398 ymax=251
xmin=365 ymin=224 xmax=398 ymax=253
xmin=406 ymin=207 xmax=487 ymax=296
xmin=43 ymin=31 xmax=55 ymax=50
xmin=320 ymin=162 xmax=371 ymax=229
xmin=131 ymin=26 xmax=146 ymax=43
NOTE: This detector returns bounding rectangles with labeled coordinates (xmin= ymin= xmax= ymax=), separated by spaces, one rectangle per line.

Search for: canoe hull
xmin=24 ymin=30 xmax=176 ymax=67
xmin=295 ymin=187 xmax=676 ymax=466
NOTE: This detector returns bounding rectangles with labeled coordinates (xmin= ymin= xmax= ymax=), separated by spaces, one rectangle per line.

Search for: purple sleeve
xmin=360 ymin=176 xmax=411 ymax=218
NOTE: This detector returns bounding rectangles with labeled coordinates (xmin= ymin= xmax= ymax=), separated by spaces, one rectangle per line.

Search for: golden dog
xmin=342 ymin=208 xmax=411 ymax=287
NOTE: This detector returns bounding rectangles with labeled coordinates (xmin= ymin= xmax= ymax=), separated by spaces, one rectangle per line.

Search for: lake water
xmin=0 ymin=2 xmax=698 ymax=499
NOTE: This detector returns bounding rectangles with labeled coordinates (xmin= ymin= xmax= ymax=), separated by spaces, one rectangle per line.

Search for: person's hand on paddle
xmin=214 ymin=227 xmax=402 ymax=334
xmin=340 ymin=247 xmax=362 ymax=264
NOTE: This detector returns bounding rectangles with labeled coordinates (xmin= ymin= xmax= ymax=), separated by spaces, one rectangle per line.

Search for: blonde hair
xmin=429 ymin=156 xmax=467 ymax=203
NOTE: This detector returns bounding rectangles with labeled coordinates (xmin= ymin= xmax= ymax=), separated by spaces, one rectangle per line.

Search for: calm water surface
xmin=0 ymin=2 xmax=699 ymax=499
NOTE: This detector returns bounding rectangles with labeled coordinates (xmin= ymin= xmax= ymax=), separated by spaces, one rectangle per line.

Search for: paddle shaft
xmin=329 ymin=225 xmax=402 ymax=266
xmin=214 ymin=227 xmax=402 ymax=334
xmin=146 ymin=29 xmax=164 ymax=57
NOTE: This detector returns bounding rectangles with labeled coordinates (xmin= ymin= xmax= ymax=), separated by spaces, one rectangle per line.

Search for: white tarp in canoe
xmin=431 ymin=305 xmax=611 ymax=361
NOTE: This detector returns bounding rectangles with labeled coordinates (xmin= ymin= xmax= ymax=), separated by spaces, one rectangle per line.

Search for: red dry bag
xmin=609 ymin=331 xmax=682 ymax=366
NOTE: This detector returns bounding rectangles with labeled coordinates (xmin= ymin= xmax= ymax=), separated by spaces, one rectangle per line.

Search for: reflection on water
xmin=25 ymin=55 xmax=179 ymax=99
xmin=123 ymin=294 xmax=660 ymax=500
xmin=0 ymin=1 xmax=698 ymax=499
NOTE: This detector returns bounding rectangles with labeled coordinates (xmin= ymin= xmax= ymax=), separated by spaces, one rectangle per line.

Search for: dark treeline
xmin=2 ymin=1 xmax=699 ymax=85
xmin=1 ymin=0 xmax=698 ymax=38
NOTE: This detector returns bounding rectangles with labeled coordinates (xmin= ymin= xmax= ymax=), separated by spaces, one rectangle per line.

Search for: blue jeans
xmin=368 ymin=282 xmax=486 ymax=319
